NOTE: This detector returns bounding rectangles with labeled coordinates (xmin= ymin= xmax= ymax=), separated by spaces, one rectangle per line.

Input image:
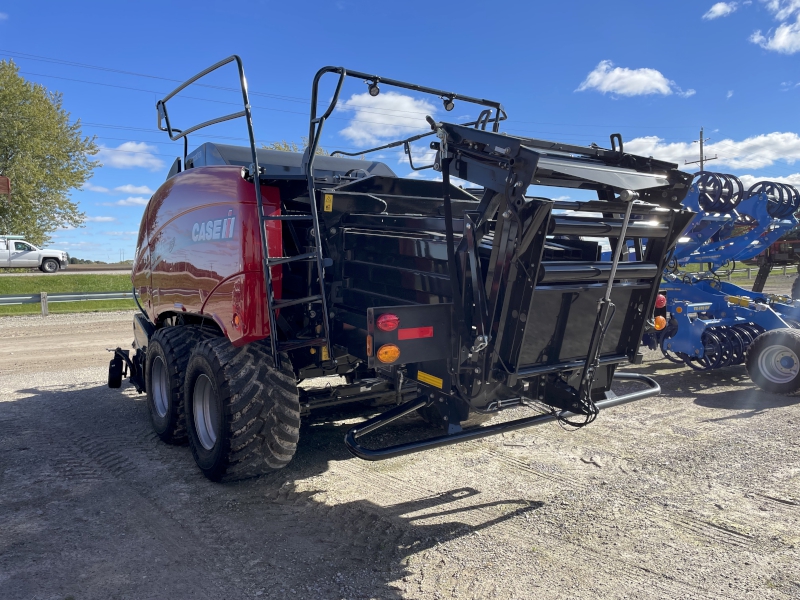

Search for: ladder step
xmin=278 ymin=337 xmax=327 ymax=352
xmin=263 ymin=214 xmax=314 ymax=221
xmin=267 ymin=251 xmax=317 ymax=265
xmin=273 ymin=294 xmax=323 ymax=309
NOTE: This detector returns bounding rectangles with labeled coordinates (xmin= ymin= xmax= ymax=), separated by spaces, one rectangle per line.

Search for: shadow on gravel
xmin=0 ymin=382 xmax=543 ymax=599
xmin=633 ymin=359 xmax=800 ymax=418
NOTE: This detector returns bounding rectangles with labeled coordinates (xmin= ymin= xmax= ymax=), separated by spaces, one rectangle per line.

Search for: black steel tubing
xmin=537 ymin=261 xmax=658 ymax=284
xmin=344 ymin=373 xmax=660 ymax=460
xmin=549 ymin=217 xmax=669 ymax=238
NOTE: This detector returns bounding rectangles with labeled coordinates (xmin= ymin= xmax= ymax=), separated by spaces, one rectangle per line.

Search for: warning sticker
xmin=417 ymin=370 xmax=443 ymax=389
xmin=323 ymin=194 xmax=333 ymax=212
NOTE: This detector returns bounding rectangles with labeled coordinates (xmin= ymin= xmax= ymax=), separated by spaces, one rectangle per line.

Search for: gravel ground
xmin=1 ymin=302 xmax=799 ymax=600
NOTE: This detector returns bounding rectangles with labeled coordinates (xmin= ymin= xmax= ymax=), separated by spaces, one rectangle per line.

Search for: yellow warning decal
xmin=321 ymin=345 xmax=330 ymax=361
xmin=417 ymin=370 xmax=443 ymax=389
xmin=323 ymin=194 xmax=333 ymax=212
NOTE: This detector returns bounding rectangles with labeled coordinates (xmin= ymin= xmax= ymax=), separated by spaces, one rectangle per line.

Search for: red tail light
xmin=655 ymin=294 xmax=667 ymax=309
xmin=398 ymin=326 xmax=433 ymax=340
xmin=376 ymin=313 xmax=400 ymax=332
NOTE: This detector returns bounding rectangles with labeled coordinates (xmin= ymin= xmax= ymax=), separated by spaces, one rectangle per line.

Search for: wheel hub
xmin=758 ymin=344 xmax=800 ymax=384
xmin=152 ymin=356 xmax=169 ymax=418
xmin=193 ymin=374 xmax=219 ymax=451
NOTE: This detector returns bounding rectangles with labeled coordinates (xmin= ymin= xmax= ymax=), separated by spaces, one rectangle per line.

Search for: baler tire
xmin=184 ymin=338 xmax=300 ymax=482
xmin=791 ymin=275 xmax=800 ymax=300
xmin=146 ymin=326 xmax=214 ymax=444
xmin=745 ymin=328 xmax=800 ymax=394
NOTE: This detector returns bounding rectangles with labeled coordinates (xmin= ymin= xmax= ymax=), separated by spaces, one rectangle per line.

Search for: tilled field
xmin=1 ymin=309 xmax=799 ymax=599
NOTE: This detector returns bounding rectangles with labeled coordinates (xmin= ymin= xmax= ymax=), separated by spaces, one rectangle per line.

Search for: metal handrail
xmin=155 ymin=55 xmax=279 ymax=364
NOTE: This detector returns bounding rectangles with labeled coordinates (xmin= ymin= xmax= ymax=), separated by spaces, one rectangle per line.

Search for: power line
xmin=3 ymin=48 xmax=700 ymax=130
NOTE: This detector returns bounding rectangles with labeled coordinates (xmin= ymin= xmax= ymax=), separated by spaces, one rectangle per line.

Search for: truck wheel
xmin=791 ymin=275 xmax=800 ymax=300
xmin=184 ymin=338 xmax=300 ymax=482
xmin=745 ymin=329 xmax=800 ymax=394
xmin=41 ymin=258 xmax=59 ymax=273
xmin=146 ymin=326 xmax=213 ymax=444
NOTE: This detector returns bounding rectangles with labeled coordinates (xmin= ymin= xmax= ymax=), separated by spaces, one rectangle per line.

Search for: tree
xmin=0 ymin=60 xmax=98 ymax=246
xmin=263 ymin=136 xmax=329 ymax=156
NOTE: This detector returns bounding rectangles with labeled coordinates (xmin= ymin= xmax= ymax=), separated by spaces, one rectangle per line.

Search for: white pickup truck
xmin=0 ymin=235 xmax=68 ymax=273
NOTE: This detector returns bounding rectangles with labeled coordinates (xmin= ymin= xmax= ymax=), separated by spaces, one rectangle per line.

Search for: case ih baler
xmin=109 ymin=56 xmax=693 ymax=482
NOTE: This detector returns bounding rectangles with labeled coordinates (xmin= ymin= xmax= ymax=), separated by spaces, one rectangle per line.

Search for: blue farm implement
xmin=645 ymin=172 xmax=800 ymax=393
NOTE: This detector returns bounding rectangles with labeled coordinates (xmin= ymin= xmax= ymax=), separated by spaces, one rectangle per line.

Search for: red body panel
xmin=131 ymin=166 xmax=281 ymax=345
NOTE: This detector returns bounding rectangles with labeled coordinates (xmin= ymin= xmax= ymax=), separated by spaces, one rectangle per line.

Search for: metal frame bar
xmin=344 ymin=373 xmax=660 ymax=460
xmin=304 ymin=68 xmax=507 ymax=362
xmin=155 ymin=55 xmax=280 ymax=363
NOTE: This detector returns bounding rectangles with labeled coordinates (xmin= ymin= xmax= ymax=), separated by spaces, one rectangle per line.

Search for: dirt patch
xmin=1 ymin=312 xmax=799 ymax=599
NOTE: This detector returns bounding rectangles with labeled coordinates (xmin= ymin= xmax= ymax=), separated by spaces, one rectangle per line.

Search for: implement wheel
xmin=791 ymin=275 xmax=800 ymax=301
xmin=184 ymin=338 xmax=300 ymax=482
xmin=746 ymin=329 xmax=800 ymax=394
xmin=146 ymin=326 xmax=214 ymax=444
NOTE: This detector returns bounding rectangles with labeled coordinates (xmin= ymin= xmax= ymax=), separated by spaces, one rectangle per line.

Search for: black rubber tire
xmin=745 ymin=328 xmax=800 ymax=394
xmin=184 ymin=338 xmax=300 ymax=482
xmin=108 ymin=356 xmax=123 ymax=389
xmin=41 ymin=258 xmax=59 ymax=273
xmin=791 ymin=275 xmax=800 ymax=301
xmin=146 ymin=326 xmax=214 ymax=444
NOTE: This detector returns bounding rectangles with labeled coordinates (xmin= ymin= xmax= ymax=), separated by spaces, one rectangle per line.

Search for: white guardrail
xmin=0 ymin=291 xmax=133 ymax=316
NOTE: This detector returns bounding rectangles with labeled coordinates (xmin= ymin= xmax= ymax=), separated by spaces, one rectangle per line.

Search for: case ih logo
xmin=192 ymin=210 xmax=236 ymax=242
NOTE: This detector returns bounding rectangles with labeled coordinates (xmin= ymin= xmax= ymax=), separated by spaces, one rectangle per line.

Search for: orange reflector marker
xmin=654 ymin=316 xmax=667 ymax=331
xmin=366 ymin=334 xmax=373 ymax=357
xmin=377 ymin=344 xmax=401 ymax=364
xmin=376 ymin=313 xmax=400 ymax=332
xmin=397 ymin=326 xmax=433 ymax=340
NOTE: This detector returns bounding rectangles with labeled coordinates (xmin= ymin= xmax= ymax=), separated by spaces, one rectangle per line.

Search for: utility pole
xmin=685 ymin=126 xmax=718 ymax=172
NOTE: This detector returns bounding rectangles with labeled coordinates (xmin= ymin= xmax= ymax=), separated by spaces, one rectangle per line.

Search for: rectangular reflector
xmin=398 ymin=326 xmax=433 ymax=341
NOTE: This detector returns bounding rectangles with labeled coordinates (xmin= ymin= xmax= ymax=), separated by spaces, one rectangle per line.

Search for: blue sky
xmin=2 ymin=0 xmax=800 ymax=260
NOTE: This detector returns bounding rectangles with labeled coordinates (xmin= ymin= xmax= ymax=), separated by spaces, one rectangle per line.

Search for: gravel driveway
xmin=1 ymin=309 xmax=799 ymax=599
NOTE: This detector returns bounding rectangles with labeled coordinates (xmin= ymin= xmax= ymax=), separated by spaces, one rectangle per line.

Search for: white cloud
xmin=626 ymin=131 xmax=800 ymax=170
xmin=105 ymin=231 xmax=139 ymax=236
xmin=0 ymin=13 xmax=8 ymax=20
xmin=338 ymin=91 xmax=437 ymax=146
xmin=83 ymin=183 xmax=110 ymax=193
xmin=738 ymin=172 xmax=800 ymax=188
xmin=85 ymin=216 xmax=116 ymax=222
xmin=576 ymin=60 xmax=694 ymax=97
xmin=113 ymin=184 xmax=154 ymax=195
xmin=762 ymin=0 xmax=800 ymax=20
xmin=100 ymin=196 xmax=149 ymax=207
xmin=703 ymin=2 xmax=738 ymax=19
xmin=97 ymin=142 xmax=164 ymax=171
xmin=727 ymin=90 xmax=735 ymax=99
xmin=751 ymin=0 xmax=800 ymax=53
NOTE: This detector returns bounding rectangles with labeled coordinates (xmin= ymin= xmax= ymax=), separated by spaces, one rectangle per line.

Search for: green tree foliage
xmin=263 ymin=136 xmax=329 ymax=156
xmin=0 ymin=60 xmax=98 ymax=245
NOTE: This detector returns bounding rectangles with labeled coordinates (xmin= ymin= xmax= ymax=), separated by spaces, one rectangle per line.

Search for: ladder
xmin=254 ymin=180 xmax=333 ymax=367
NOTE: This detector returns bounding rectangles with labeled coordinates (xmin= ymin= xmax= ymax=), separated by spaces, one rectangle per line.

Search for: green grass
xmin=0 ymin=274 xmax=131 ymax=295
xmin=0 ymin=299 xmax=136 ymax=316
xmin=0 ymin=274 xmax=134 ymax=316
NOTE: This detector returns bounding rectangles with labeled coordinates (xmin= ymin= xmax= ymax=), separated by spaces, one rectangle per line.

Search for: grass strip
xmin=0 ymin=274 xmax=131 ymax=295
xmin=0 ymin=299 xmax=136 ymax=316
